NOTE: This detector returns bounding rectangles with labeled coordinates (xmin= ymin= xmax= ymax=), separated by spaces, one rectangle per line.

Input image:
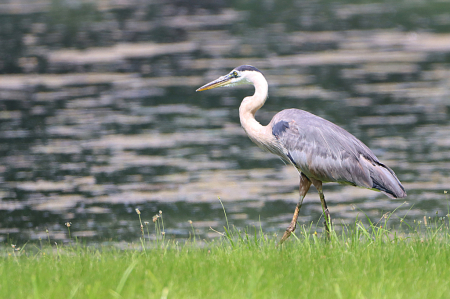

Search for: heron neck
xmin=239 ymin=74 xmax=269 ymax=142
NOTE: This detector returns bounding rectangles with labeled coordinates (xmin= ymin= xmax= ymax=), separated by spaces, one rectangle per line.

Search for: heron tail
xmin=361 ymin=157 xmax=407 ymax=199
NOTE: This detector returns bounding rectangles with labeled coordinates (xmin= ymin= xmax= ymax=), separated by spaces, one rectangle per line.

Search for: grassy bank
xmin=1 ymin=211 xmax=450 ymax=299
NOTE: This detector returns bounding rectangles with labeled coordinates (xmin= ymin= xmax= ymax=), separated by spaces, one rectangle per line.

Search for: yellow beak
xmin=196 ymin=74 xmax=233 ymax=92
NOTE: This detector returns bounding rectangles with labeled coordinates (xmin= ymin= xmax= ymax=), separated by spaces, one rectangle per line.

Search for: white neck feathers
xmin=238 ymin=71 xmax=272 ymax=147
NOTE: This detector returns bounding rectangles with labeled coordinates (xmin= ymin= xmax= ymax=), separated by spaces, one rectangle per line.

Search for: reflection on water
xmin=0 ymin=0 xmax=449 ymax=243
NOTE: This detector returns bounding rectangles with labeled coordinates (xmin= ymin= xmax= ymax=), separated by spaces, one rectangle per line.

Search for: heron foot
xmin=278 ymin=222 xmax=297 ymax=245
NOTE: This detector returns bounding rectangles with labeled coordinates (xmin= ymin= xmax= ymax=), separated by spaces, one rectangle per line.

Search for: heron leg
xmin=279 ymin=173 xmax=311 ymax=245
xmin=310 ymin=179 xmax=332 ymax=236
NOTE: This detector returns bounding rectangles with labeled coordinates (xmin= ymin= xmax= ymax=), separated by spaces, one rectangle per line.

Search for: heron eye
xmin=232 ymin=71 xmax=238 ymax=78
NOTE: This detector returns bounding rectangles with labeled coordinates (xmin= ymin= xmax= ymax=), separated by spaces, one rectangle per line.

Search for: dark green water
xmin=0 ymin=0 xmax=449 ymax=243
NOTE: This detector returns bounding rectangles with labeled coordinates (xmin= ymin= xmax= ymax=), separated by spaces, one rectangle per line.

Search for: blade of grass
xmin=113 ymin=259 xmax=138 ymax=296
xmin=218 ymin=197 xmax=230 ymax=232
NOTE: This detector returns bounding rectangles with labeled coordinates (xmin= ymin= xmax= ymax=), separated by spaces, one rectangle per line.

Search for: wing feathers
xmin=271 ymin=109 xmax=406 ymax=198
xmin=360 ymin=156 xmax=407 ymax=198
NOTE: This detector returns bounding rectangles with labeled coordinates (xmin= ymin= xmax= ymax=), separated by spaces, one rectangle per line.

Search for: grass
xmin=1 ymin=206 xmax=450 ymax=299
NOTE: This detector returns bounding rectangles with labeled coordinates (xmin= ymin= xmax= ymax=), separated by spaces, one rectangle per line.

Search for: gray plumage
xmin=197 ymin=65 xmax=407 ymax=243
xmin=270 ymin=109 xmax=406 ymax=199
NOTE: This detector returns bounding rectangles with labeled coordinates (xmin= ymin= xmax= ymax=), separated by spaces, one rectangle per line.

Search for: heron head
xmin=196 ymin=65 xmax=262 ymax=92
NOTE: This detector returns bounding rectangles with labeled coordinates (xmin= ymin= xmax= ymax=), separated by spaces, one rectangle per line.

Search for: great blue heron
xmin=196 ymin=65 xmax=406 ymax=243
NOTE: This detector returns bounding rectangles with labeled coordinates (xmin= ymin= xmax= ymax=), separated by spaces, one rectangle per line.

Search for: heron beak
xmin=196 ymin=74 xmax=233 ymax=91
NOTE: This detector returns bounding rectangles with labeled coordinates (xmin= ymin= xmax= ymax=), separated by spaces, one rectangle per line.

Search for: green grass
xmin=1 ymin=209 xmax=450 ymax=299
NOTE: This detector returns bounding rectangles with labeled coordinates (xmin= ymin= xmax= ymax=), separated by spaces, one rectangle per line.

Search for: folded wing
xmin=271 ymin=109 xmax=406 ymax=199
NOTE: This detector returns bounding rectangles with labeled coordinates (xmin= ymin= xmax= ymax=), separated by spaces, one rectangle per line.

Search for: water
xmin=0 ymin=0 xmax=449 ymax=243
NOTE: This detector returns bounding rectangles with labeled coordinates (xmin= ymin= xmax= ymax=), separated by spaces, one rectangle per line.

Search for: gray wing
xmin=270 ymin=109 xmax=406 ymax=198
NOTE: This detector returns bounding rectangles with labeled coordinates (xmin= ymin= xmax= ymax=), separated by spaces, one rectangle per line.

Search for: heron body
xmin=197 ymin=65 xmax=406 ymax=243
